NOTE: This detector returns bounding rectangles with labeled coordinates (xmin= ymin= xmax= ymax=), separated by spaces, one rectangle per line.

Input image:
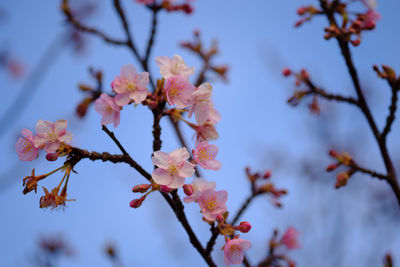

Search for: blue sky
xmin=1 ymin=0 xmax=400 ymax=266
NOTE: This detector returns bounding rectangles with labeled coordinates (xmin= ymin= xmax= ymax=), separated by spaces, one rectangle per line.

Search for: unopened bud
xmin=45 ymin=153 xmax=59 ymax=161
xmin=130 ymin=195 xmax=146 ymax=208
xmin=326 ymin=163 xmax=340 ymax=172
xmin=297 ymin=7 xmax=307 ymax=15
xmin=263 ymin=170 xmax=271 ymax=179
xmin=233 ymin=221 xmax=252 ymax=233
xmin=132 ymin=184 xmax=151 ymax=193
xmin=183 ymin=184 xmax=194 ymax=196
xmin=216 ymin=214 xmax=225 ymax=224
xmin=282 ymin=68 xmax=292 ymax=76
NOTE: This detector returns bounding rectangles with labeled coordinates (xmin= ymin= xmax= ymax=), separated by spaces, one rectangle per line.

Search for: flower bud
xmin=263 ymin=170 xmax=271 ymax=179
xmin=132 ymin=184 xmax=151 ymax=193
xmin=282 ymin=68 xmax=292 ymax=77
xmin=183 ymin=184 xmax=194 ymax=196
xmin=130 ymin=195 xmax=146 ymax=209
xmin=233 ymin=221 xmax=252 ymax=233
xmin=46 ymin=152 xmax=59 ymax=162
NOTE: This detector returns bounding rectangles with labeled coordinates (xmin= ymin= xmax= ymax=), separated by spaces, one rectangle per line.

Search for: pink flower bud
xmin=216 ymin=214 xmax=225 ymax=224
xmin=282 ymin=68 xmax=292 ymax=76
xmin=297 ymin=7 xmax=307 ymax=15
xmin=183 ymin=184 xmax=194 ymax=196
xmin=129 ymin=195 xmax=146 ymax=208
xmin=233 ymin=221 xmax=252 ymax=233
xmin=46 ymin=153 xmax=59 ymax=162
xmin=160 ymin=185 xmax=173 ymax=193
xmin=263 ymin=170 xmax=271 ymax=179
xmin=326 ymin=163 xmax=340 ymax=172
xmin=132 ymin=184 xmax=152 ymax=193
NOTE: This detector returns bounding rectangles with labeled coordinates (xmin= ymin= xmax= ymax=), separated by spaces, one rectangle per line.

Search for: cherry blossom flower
xmin=195 ymin=122 xmax=219 ymax=143
xmin=223 ymin=237 xmax=252 ymax=266
xmin=15 ymin=129 xmax=39 ymax=161
xmin=155 ymin=54 xmax=195 ymax=79
xmin=189 ymin=82 xmax=221 ymax=125
xmin=280 ymin=227 xmax=301 ymax=250
xmin=193 ymin=141 xmax=221 ymax=170
xmin=94 ymin=93 xmax=122 ymax=127
xmin=111 ymin=64 xmax=149 ymax=106
xmin=198 ymin=188 xmax=227 ymax=221
xmin=184 ymin=177 xmax=216 ymax=203
xmin=152 ymin=147 xmax=195 ymax=189
xmin=34 ymin=120 xmax=73 ymax=153
xmin=163 ymin=75 xmax=195 ymax=108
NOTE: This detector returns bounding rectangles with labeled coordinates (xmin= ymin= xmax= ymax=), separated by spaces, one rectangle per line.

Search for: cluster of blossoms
xmin=15 ymin=119 xmax=75 ymax=208
xmin=103 ymin=54 xmax=252 ymax=265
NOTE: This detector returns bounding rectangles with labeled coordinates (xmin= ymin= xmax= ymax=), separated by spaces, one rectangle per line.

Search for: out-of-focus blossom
xmin=111 ymin=64 xmax=149 ymax=105
xmin=94 ymin=94 xmax=122 ymax=127
xmin=280 ymin=227 xmax=300 ymax=250
xmin=34 ymin=120 xmax=73 ymax=153
xmin=198 ymin=188 xmax=227 ymax=221
xmin=195 ymin=123 xmax=219 ymax=143
xmin=134 ymin=0 xmax=155 ymax=4
xmin=193 ymin=141 xmax=221 ymax=170
xmin=164 ymin=75 xmax=195 ymax=108
xmin=156 ymin=54 xmax=195 ymax=79
xmin=183 ymin=177 xmax=216 ymax=203
xmin=152 ymin=148 xmax=195 ymax=188
xmin=15 ymin=129 xmax=39 ymax=161
xmin=223 ymin=237 xmax=251 ymax=266
xmin=189 ymin=82 xmax=220 ymax=125
xmin=39 ymin=186 xmax=74 ymax=209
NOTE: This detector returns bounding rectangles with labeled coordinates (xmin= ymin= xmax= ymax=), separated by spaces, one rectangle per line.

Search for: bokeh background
xmin=1 ymin=0 xmax=400 ymax=266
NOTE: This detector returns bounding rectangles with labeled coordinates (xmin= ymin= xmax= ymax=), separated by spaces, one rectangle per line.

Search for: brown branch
xmin=144 ymin=6 xmax=161 ymax=67
xmin=61 ymin=0 xmax=126 ymax=46
xmin=350 ymin=162 xmax=387 ymax=180
xmin=112 ymin=0 xmax=140 ymax=59
xmin=305 ymin=80 xmax=359 ymax=106
xmin=382 ymin=81 xmax=399 ymax=140
xmin=205 ymin=223 xmax=219 ymax=256
xmin=102 ymin=125 xmax=129 ymax=156
xmin=319 ymin=0 xmax=400 ymax=207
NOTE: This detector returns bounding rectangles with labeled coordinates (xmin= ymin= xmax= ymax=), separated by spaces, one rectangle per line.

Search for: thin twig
xmin=205 ymin=224 xmax=219 ymax=256
xmin=61 ymin=0 xmax=126 ymax=46
xmin=231 ymin=194 xmax=258 ymax=225
xmin=305 ymin=80 xmax=359 ymax=106
xmin=144 ymin=7 xmax=160 ymax=66
xmin=381 ymin=81 xmax=399 ymax=140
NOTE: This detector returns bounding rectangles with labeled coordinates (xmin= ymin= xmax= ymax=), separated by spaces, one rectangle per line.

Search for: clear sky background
xmin=1 ymin=0 xmax=400 ymax=266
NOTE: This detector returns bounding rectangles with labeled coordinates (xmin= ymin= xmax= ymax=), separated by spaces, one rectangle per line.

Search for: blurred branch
xmin=381 ymin=80 xmax=399 ymax=140
xmin=319 ymin=0 xmax=400 ymax=207
xmin=305 ymin=79 xmax=359 ymax=106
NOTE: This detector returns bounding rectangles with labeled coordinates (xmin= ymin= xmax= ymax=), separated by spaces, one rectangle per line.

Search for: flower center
xmin=127 ymin=82 xmax=137 ymax=93
xmin=168 ymin=164 xmax=179 ymax=176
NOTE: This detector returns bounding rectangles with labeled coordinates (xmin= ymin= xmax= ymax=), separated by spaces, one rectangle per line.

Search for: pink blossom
xmin=280 ymin=227 xmax=301 ymax=250
xmin=152 ymin=147 xmax=195 ymax=189
xmin=189 ymin=82 xmax=221 ymax=125
xmin=155 ymin=54 xmax=195 ymax=79
xmin=34 ymin=120 xmax=73 ymax=153
xmin=195 ymin=123 xmax=219 ymax=143
xmin=183 ymin=177 xmax=216 ymax=203
xmin=15 ymin=129 xmax=39 ymax=161
xmin=193 ymin=141 xmax=221 ymax=170
xmin=164 ymin=75 xmax=195 ymax=108
xmin=111 ymin=64 xmax=149 ymax=105
xmin=198 ymin=189 xmax=227 ymax=221
xmin=94 ymin=93 xmax=122 ymax=127
xmin=223 ymin=237 xmax=252 ymax=266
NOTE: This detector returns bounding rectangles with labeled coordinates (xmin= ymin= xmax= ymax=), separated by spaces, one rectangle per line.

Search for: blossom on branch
xmin=189 ymin=82 xmax=220 ymax=125
xmin=223 ymin=236 xmax=251 ymax=266
xmin=183 ymin=177 xmax=216 ymax=203
xmin=198 ymin=188 xmax=227 ymax=221
xmin=94 ymin=94 xmax=122 ymax=127
xmin=34 ymin=120 xmax=73 ymax=153
xmin=280 ymin=227 xmax=301 ymax=250
xmin=15 ymin=129 xmax=39 ymax=161
xmin=156 ymin=54 xmax=195 ymax=79
xmin=152 ymin=147 xmax=195 ymax=188
xmin=163 ymin=75 xmax=195 ymax=108
xmin=111 ymin=64 xmax=149 ymax=105
xmin=193 ymin=141 xmax=221 ymax=170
